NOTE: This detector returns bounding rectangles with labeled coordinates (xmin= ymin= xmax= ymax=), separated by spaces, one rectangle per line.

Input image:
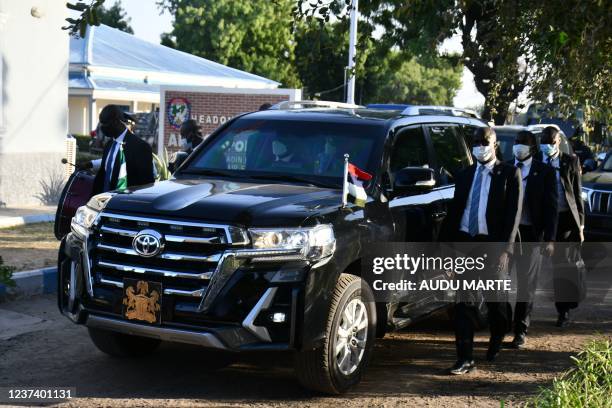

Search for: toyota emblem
xmin=132 ymin=229 xmax=164 ymax=257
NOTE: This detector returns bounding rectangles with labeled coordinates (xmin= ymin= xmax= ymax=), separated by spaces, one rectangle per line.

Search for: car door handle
xmin=432 ymin=211 xmax=447 ymax=219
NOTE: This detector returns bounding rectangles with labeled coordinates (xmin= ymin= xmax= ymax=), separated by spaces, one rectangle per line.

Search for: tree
xmin=527 ymin=0 xmax=611 ymax=122
xmin=97 ymin=0 xmax=134 ymax=34
xmin=294 ymin=19 xmax=462 ymax=105
xmin=158 ymin=0 xmax=301 ymax=88
xmin=296 ymin=0 xmax=611 ymax=124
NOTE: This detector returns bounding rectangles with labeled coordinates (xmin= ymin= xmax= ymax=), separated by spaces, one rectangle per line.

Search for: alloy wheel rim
xmin=334 ymin=297 xmax=368 ymax=376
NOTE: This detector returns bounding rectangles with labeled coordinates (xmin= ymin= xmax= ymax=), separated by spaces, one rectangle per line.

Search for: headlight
xmin=247 ymin=225 xmax=336 ymax=262
xmin=581 ymin=187 xmax=592 ymax=202
xmin=71 ymin=193 xmax=113 ymax=238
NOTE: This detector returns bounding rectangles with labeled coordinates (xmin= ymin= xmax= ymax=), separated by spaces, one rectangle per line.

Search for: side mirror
xmin=393 ymin=167 xmax=436 ymax=195
xmin=582 ymin=159 xmax=597 ymax=173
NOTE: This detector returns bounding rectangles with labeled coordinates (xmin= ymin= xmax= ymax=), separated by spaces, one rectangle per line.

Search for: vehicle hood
xmin=582 ymin=171 xmax=612 ymax=190
xmin=103 ymin=178 xmax=342 ymax=227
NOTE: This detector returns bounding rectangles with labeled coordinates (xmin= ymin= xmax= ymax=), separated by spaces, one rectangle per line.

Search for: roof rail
xmin=401 ymin=105 xmax=481 ymax=119
xmin=272 ymin=100 xmax=364 ymax=110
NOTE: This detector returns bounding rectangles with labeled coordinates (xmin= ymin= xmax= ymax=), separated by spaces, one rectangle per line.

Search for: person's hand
xmin=579 ymin=225 xmax=585 ymax=243
xmin=542 ymin=242 xmax=555 ymax=257
xmin=497 ymin=252 xmax=509 ymax=273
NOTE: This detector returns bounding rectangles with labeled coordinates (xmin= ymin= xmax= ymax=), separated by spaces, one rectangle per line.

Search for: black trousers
xmin=454 ymin=232 xmax=511 ymax=361
xmin=512 ymin=225 xmax=543 ymax=335
xmin=553 ymin=211 xmax=580 ymax=314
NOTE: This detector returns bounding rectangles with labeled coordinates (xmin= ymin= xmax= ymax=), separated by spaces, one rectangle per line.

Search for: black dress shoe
xmin=449 ymin=360 xmax=475 ymax=375
xmin=509 ymin=333 xmax=526 ymax=349
xmin=556 ymin=312 xmax=570 ymax=327
xmin=486 ymin=335 xmax=505 ymax=361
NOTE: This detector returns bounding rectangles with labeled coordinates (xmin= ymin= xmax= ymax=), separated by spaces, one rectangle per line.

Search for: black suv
xmin=58 ymin=103 xmax=486 ymax=393
xmin=582 ymin=150 xmax=612 ymax=240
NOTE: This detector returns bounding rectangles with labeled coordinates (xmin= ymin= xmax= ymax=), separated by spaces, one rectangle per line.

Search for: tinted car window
xmin=184 ymin=119 xmax=385 ymax=186
xmin=390 ymin=126 xmax=429 ymax=172
xmin=429 ymin=125 xmax=471 ymax=185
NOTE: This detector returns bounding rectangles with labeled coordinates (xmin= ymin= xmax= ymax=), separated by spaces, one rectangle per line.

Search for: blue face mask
xmin=540 ymin=143 xmax=558 ymax=157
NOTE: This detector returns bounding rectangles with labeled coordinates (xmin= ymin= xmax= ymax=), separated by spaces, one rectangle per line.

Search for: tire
xmin=88 ymin=328 xmax=161 ymax=358
xmin=294 ymin=273 xmax=376 ymax=394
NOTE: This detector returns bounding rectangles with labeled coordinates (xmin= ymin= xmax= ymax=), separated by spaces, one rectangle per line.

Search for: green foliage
xmin=159 ymin=0 xmax=301 ymax=88
xmin=294 ymin=19 xmax=462 ymax=105
xmin=527 ymin=1 xmax=611 ymax=123
xmin=0 ymin=256 xmax=16 ymax=287
xmin=153 ymin=149 xmax=171 ymax=181
xmin=64 ymin=0 xmax=105 ymax=38
xmin=73 ymin=134 xmax=92 ymax=153
xmin=97 ymin=0 xmax=134 ymax=34
xmin=527 ymin=338 xmax=612 ymax=407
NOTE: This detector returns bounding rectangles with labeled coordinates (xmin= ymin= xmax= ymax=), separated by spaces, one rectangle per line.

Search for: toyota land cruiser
xmin=58 ymin=102 xmax=486 ymax=394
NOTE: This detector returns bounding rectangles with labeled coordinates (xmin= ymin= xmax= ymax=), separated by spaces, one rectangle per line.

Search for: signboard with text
xmin=159 ymin=86 xmax=301 ymax=156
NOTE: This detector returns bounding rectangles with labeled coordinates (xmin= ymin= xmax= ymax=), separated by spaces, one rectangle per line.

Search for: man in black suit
xmin=540 ymin=126 xmax=585 ymax=327
xmin=509 ymin=130 xmax=558 ymax=348
xmin=91 ymin=105 xmax=155 ymax=195
xmin=443 ymin=127 xmax=522 ymax=375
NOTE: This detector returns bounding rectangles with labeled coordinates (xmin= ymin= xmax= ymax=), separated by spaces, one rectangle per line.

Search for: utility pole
xmin=346 ymin=0 xmax=358 ymax=104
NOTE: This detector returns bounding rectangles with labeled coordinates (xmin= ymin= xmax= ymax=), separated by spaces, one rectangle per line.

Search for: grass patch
xmin=0 ymin=222 xmax=59 ymax=272
xmin=527 ymin=337 xmax=612 ymax=407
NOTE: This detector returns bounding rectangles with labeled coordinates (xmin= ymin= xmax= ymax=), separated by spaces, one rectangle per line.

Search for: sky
xmin=110 ymin=0 xmax=484 ymax=109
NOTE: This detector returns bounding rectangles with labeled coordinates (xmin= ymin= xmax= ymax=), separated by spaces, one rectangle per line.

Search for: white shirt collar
xmin=542 ymin=152 xmax=559 ymax=163
xmin=477 ymin=158 xmax=496 ymax=172
xmin=114 ymin=128 xmax=128 ymax=144
xmin=515 ymin=156 xmax=533 ymax=167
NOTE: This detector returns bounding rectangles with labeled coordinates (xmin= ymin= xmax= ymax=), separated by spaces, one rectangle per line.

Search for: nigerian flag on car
xmin=342 ymin=154 xmax=372 ymax=207
xmin=116 ymin=143 xmax=128 ymax=191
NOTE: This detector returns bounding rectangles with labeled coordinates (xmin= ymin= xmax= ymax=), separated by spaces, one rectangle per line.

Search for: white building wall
xmin=68 ymin=95 xmax=89 ymax=135
xmin=0 ymin=0 xmax=68 ymax=206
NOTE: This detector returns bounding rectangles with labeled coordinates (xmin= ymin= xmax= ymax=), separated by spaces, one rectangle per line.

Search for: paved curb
xmin=0 ymin=213 xmax=55 ymax=229
xmin=0 ymin=267 xmax=57 ymax=302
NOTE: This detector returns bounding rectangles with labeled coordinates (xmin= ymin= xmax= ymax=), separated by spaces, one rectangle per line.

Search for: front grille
xmin=89 ymin=212 xmax=248 ymax=301
xmin=589 ymin=190 xmax=612 ymax=214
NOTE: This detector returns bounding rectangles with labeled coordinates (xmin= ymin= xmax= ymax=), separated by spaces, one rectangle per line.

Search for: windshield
xmin=603 ymin=154 xmax=612 ymax=171
xmin=182 ymin=118 xmax=385 ymax=187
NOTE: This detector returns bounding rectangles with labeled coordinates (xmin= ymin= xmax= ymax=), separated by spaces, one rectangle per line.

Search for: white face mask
xmin=513 ymin=144 xmax=531 ymax=161
xmin=540 ymin=143 xmax=559 ymax=157
xmin=272 ymin=140 xmax=288 ymax=157
xmin=472 ymin=145 xmax=495 ymax=163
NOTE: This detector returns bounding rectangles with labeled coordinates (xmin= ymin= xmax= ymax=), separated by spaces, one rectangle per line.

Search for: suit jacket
xmin=443 ymin=160 xmax=523 ymax=252
xmin=508 ymin=158 xmax=558 ymax=242
xmin=93 ymin=131 xmax=154 ymax=194
xmin=545 ymin=152 xmax=584 ymax=235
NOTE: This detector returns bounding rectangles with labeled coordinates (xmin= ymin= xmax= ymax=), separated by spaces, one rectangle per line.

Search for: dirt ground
xmin=1 ymin=286 xmax=610 ymax=407
xmin=0 ymin=222 xmax=59 ymax=271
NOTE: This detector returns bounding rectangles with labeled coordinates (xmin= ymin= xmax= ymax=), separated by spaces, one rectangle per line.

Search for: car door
xmin=386 ymin=125 xmax=447 ymax=325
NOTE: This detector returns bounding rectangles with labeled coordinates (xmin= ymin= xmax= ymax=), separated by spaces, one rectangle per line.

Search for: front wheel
xmin=294 ymin=273 xmax=376 ymax=394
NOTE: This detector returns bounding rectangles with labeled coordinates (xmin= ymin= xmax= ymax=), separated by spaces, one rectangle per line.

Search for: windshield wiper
xmin=179 ymin=169 xmax=236 ymax=178
xmin=248 ymin=174 xmax=339 ymax=188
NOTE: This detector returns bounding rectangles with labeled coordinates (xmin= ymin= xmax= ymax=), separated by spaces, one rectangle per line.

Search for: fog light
xmin=270 ymin=312 xmax=286 ymax=323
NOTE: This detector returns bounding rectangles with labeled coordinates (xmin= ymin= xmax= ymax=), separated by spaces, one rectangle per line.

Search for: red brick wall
xmin=163 ymin=90 xmax=290 ymax=153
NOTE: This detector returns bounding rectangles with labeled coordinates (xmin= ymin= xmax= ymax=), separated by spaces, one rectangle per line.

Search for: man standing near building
xmin=92 ymin=105 xmax=154 ymax=194
xmin=443 ymin=127 xmax=522 ymax=375
xmin=509 ymin=130 xmax=558 ymax=348
xmin=540 ymin=126 xmax=585 ymax=327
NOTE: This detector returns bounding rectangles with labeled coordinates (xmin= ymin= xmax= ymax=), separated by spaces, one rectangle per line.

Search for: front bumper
xmin=57 ymin=232 xmax=326 ymax=352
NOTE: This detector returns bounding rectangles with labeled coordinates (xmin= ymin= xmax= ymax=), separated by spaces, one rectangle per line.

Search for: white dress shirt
xmin=460 ymin=160 xmax=495 ymax=235
xmin=542 ymin=152 xmax=569 ymax=211
xmin=515 ymin=157 xmax=532 ymax=225
xmin=91 ymin=129 xmax=127 ymax=176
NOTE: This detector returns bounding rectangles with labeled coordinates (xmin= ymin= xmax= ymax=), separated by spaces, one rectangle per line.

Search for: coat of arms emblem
xmin=122 ymin=280 xmax=161 ymax=324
